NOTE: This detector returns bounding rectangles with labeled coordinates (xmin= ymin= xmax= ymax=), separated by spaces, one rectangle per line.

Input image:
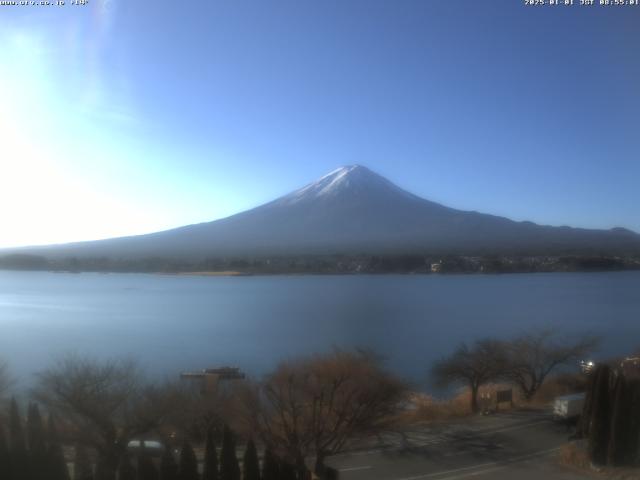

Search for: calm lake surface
xmin=1 ymin=270 xmax=639 ymax=391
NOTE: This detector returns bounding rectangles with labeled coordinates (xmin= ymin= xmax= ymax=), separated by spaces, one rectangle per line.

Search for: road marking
xmin=338 ymin=465 xmax=373 ymax=472
xmin=433 ymin=448 xmax=562 ymax=479
xmin=442 ymin=450 xmax=482 ymax=458
xmin=436 ymin=464 xmax=515 ymax=479
xmin=391 ymin=446 xmax=562 ymax=480
xmin=334 ymin=419 xmax=551 ymax=459
xmin=471 ymin=419 xmax=550 ymax=435
xmin=442 ymin=443 xmax=504 ymax=457
xmin=334 ymin=448 xmax=385 ymax=457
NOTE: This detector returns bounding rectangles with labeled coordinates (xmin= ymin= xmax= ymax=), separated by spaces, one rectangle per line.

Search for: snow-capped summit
xmin=278 ymin=165 xmax=413 ymax=205
xmin=11 ymin=166 xmax=640 ymax=258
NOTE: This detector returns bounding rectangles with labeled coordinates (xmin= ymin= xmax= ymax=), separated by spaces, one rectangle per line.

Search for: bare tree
xmin=242 ymin=349 xmax=407 ymax=477
xmin=163 ymin=379 xmax=235 ymax=443
xmin=503 ymin=329 xmax=599 ymax=400
xmin=432 ymin=339 xmax=508 ymax=413
xmin=32 ymin=355 xmax=181 ymax=480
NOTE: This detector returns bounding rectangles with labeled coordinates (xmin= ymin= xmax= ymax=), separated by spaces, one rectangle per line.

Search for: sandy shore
xmin=171 ymin=271 xmax=251 ymax=277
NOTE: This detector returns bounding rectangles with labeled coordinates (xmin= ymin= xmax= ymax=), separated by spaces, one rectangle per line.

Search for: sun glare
xmin=0 ymin=31 xmax=164 ymax=248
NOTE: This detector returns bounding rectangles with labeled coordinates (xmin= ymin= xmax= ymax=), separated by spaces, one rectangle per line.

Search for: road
xmin=326 ymin=409 xmax=591 ymax=480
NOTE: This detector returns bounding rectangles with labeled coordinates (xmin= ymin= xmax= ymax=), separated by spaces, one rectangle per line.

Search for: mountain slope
xmin=9 ymin=165 xmax=640 ymax=258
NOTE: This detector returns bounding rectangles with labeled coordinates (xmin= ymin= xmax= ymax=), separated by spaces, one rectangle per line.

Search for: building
xmin=180 ymin=366 xmax=246 ymax=394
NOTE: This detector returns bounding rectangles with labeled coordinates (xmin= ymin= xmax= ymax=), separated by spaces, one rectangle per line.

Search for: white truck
xmin=553 ymin=392 xmax=585 ymax=423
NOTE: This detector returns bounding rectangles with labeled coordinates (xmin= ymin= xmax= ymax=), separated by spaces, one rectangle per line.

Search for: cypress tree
xmin=9 ymin=399 xmax=26 ymax=450
xmin=116 ymin=452 xmax=136 ymax=480
xmin=625 ymin=379 xmax=640 ymax=461
xmin=46 ymin=414 xmax=70 ymax=480
xmin=178 ymin=440 xmax=199 ymax=480
xmin=202 ymin=428 xmax=218 ymax=480
xmin=609 ymin=376 xmax=640 ymax=466
xmin=260 ymin=448 xmax=279 ymax=480
xmin=0 ymin=425 xmax=11 ymax=480
xmin=279 ymin=461 xmax=296 ymax=480
xmin=137 ymin=444 xmax=159 ymax=480
xmin=587 ymin=364 xmax=612 ymax=465
xmin=577 ymin=368 xmax=598 ymax=438
xmin=242 ymin=439 xmax=260 ymax=480
xmin=27 ymin=404 xmax=46 ymax=480
xmin=27 ymin=404 xmax=46 ymax=451
xmin=607 ymin=373 xmax=629 ymax=465
xmin=219 ymin=426 xmax=240 ymax=480
xmin=94 ymin=455 xmax=113 ymax=480
xmin=73 ymin=445 xmax=94 ymax=480
xmin=9 ymin=398 xmax=29 ymax=480
xmin=160 ymin=447 xmax=179 ymax=480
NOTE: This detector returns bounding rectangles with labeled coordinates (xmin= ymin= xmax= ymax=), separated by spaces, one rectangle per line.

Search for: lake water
xmin=1 ymin=270 xmax=639 ymax=392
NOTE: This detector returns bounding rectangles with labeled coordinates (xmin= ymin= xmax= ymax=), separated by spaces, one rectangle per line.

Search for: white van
xmin=553 ymin=393 xmax=585 ymax=421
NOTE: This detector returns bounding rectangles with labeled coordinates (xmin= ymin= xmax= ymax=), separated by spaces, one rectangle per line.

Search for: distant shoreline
xmin=1 ymin=253 xmax=639 ymax=276
xmin=167 ymin=271 xmax=251 ymax=277
xmin=1 ymin=268 xmax=640 ymax=278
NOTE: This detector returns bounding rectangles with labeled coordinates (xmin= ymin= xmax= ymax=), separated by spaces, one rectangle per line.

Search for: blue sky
xmin=1 ymin=0 xmax=639 ymax=247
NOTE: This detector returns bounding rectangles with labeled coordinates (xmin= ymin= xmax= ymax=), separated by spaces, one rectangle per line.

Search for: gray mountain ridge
xmin=7 ymin=165 xmax=640 ymax=259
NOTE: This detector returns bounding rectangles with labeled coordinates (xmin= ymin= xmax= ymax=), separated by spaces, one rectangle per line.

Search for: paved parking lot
xmin=327 ymin=410 xmax=591 ymax=480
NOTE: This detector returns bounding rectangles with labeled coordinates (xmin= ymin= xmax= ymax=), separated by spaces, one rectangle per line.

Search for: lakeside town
xmin=1 ymin=253 xmax=639 ymax=275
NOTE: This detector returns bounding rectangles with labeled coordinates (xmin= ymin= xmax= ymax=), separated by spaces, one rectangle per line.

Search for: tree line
xmin=1 ymin=253 xmax=638 ymax=275
xmin=0 ymin=399 xmax=318 ymax=480
xmin=0 ymin=350 xmax=406 ymax=480
xmin=0 ymin=400 xmax=68 ymax=480
xmin=0 ymin=331 xmax=605 ymax=479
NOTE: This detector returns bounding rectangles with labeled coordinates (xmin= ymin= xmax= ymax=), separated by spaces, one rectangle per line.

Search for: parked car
xmin=127 ymin=439 xmax=165 ymax=456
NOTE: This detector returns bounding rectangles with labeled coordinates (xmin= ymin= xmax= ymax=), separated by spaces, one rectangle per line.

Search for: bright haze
xmin=1 ymin=1 xmax=639 ymax=248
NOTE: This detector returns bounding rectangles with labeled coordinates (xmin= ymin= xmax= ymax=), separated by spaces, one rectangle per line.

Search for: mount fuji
xmin=8 ymin=165 xmax=640 ymax=259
